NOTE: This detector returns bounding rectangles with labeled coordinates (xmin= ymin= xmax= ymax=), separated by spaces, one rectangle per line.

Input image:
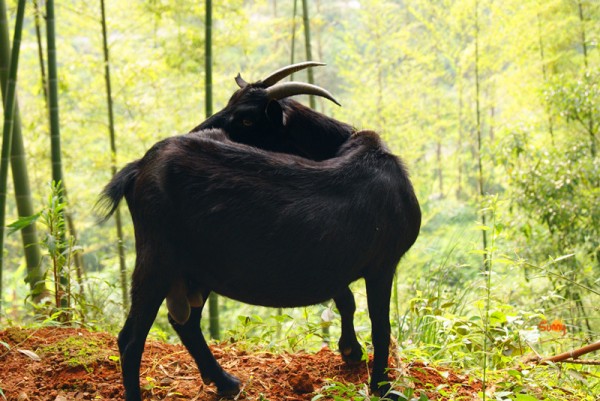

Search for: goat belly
xmin=172 ymin=209 xmax=375 ymax=308
xmin=208 ymin=257 xmax=362 ymax=308
xmin=210 ymin=274 xmax=352 ymax=308
xmin=161 ymin=131 xmax=415 ymax=308
xmin=178 ymin=228 xmax=370 ymax=308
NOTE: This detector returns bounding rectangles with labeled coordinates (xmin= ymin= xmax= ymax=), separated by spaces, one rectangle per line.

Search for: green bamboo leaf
xmin=513 ymin=394 xmax=540 ymax=401
xmin=548 ymin=254 xmax=575 ymax=264
xmin=7 ymin=213 xmax=41 ymax=235
xmin=46 ymin=234 xmax=56 ymax=254
xmin=490 ymin=311 xmax=507 ymax=324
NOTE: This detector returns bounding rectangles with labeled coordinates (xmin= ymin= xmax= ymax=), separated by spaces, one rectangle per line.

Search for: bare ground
xmin=0 ymin=327 xmax=480 ymax=400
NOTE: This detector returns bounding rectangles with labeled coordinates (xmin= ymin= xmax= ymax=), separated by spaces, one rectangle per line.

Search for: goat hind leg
xmin=365 ymin=272 xmax=398 ymax=400
xmin=119 ymin=276 xmax=168 ymax=401
xmin=168 ymin=293 xmax=241 ymax=396
xmin=334 ymin=287 xmax=364 ymax=363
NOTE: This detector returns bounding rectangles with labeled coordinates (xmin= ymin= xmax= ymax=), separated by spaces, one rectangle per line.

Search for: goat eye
xmin=242 ymin=119 xmax=254 ymax=127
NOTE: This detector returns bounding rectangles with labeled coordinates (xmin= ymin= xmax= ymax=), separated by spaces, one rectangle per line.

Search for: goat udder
xmin=166 ymin=293 xmax=190 ymax=325
xmin=166 ymin=280 xmax=205 ymax=325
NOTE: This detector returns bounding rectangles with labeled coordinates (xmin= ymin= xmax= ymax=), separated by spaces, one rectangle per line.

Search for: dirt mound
xmin=0 ymin=327 xmax=479 ymax=400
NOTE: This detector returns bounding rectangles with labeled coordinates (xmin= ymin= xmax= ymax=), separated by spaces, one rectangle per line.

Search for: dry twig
xmin=541 ymin=340 xmax=600 ymax=364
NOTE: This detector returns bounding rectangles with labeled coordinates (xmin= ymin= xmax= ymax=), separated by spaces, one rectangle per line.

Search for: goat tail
xmin=96 ymin=160 xmax=140 ymax=223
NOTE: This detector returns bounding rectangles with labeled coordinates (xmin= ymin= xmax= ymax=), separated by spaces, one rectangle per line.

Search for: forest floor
xmin=0 ymin=327 xmax=481 ymax=401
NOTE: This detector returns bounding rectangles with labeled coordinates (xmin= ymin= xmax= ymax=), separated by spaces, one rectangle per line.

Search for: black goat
xmin=146 ymin=62 xmax=359 ymax=329
xmin=189 ymin=61 xmax=354 ymax=161
xmin=189 ymin=62 xmax=369 ymax=369
xmin=100 ymin=128 xmax=421 ymax=400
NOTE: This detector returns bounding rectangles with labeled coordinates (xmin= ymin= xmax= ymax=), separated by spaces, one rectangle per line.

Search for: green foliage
xmin=493 ymin=362 xmax=599 ymax=401
xmin=36 ymin=182 xmax=82 ymax=321
xmin=502 ymin=128 xmax=599 ymax=336
xmin=313 ymin=379 xmax=429 ymax=401
xmin=398 ymin=260 xmax=545 ymax=369
xmin=546 ymin=71 xmax=600 ymax=155
xmin=224 ymin=307 xmax=335 ymax=354
xmin=311 ymin=380 xmax=371 ymax=400
xmin=9 ymin=182 xmax=85 ymax=323
xmin=6 ymin=213 xmax=40 ymax=236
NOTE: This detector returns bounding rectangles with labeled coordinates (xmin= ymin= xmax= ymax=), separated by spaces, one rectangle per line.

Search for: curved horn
xmin=266 ymin=82 xmax=341 ymax=106
xmin=261 ymin=61 xmax=326 ymax=87
xmin=235 ymin=73 xmax=248 ymax=88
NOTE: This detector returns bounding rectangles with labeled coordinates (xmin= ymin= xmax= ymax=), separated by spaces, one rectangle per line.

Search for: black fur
xmin=100 ymin=129 xmax=421 ymax=401
xmin=189 ymin=83 xmax=354 ymax=160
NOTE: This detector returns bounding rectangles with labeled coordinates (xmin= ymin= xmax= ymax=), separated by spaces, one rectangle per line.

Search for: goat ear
xmin=265 ymin=100 xmax=284 ymax=128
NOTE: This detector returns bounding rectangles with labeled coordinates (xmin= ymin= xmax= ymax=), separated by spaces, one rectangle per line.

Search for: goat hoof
xmin=339 ymin=344 xmax=363 ymax=364
xmin=215 ymin=372 xmax=241 ymax=397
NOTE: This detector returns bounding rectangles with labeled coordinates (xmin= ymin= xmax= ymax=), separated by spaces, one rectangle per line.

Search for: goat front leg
xmin=334 ymin=287 xmax=364 ymax=363
xmin=168 ymin=292 xmax=241 ymax=396
xmin=365 ymin=271 xmax=397 ymax=400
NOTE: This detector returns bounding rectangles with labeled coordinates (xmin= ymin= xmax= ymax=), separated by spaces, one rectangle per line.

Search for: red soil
xmin=0 ymin=327 xmax=480 ymax=400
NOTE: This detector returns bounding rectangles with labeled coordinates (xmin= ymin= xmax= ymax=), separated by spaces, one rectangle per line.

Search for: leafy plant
xmin=313 ymin=379 xmax=429 ymax=401
xmin=546 ymin=71 xmax=600 ymax=157
xmin=312 ymin=380 xmax=371 ymax=400
xmin=502 ymin=130 xmax=599 ymax=338
xmin=9 ymin=182 xmax=83 ymax=323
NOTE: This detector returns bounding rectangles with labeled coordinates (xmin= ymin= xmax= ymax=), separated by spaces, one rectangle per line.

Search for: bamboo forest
xmin=0 ymin=0 xmax=599 ymax=400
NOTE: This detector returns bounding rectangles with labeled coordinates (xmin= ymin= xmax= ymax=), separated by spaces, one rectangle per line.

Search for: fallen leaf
xmin=17 ymin=349 xmax=41 ymax=361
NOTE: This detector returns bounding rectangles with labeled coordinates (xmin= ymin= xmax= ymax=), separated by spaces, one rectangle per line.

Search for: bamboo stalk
xmin=0 ymin=0 xmax=45 ymax=301
xmin=100 ymin=0 xmax=129 ymax=313
xmin=0 ymin=0 xmax=27 ymax=316
xmin=205 ymin=0 xmax=213 ymax=120
xmin=34 ymin=3 xmax=83 ymax=315
xmin=290 ymin=0 xmax=298 ymax=77
xmin=301 ymin=0 xmax=316 ymax=109
xmin=576 ymin=0 xmax=595 ymax=157
xmin=45 ymin=0 xmax=62 ymax=186
xmin=473 ymin=5 xmax=490 ymax=400
xmin=474 ymin=0 xmax=488 ymax=270
xmin=205 ymin=0 xmax=220 ymax=341
xmin=536 ymin=2 xmax=554 ymax=143
xmin=32 ymin=0 xmax=48 ymax=101
xmin=45 ymin=0 xmax=77 ymax=311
